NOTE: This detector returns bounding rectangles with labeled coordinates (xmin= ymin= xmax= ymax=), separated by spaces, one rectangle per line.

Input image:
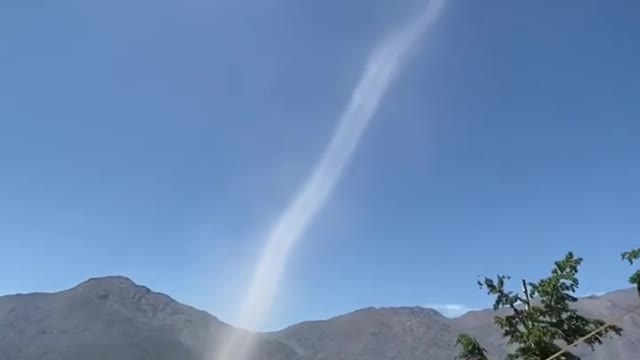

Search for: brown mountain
xmin=0 ymin=276 xmax=637 ymax=360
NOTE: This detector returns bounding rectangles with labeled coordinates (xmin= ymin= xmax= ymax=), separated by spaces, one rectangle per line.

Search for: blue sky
xmin=1 ymin=0 xmax=638 ymax=330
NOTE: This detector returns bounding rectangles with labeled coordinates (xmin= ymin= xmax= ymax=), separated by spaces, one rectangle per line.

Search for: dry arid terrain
xmin=0 ymin=276 xmax=638 ymax=360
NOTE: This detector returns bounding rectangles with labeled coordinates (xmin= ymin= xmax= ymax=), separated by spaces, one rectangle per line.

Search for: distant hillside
xmin=0 ymin=276 xmax=637 ymax=359
xmin=0 ymin=276 xmax=298 ymax=360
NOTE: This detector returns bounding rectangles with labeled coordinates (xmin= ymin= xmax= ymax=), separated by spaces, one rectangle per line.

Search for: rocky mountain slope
xmin=0 ymin=276 xmax=637 ymax=360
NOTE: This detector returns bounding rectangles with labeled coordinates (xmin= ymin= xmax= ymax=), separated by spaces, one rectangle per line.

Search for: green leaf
xmin=455 ymin=334 xmax=488 ymax=360
xmin=473 ymin=251 xmax=622 ymax=359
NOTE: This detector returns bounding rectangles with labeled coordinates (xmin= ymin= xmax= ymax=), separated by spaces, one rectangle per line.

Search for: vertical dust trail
xmin=213 ymin=1 xmax=446 ymax=359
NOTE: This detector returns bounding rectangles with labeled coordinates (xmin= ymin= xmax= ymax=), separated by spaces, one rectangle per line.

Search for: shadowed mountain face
xmin=0 ymin=276 xmax=298 ymax=360
xmin=0 ymin=276 xmax=638 ymax=360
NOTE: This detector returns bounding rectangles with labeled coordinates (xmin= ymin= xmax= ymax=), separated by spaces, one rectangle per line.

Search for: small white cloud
xmin=425 ymin=304 xmax=477 ymax=318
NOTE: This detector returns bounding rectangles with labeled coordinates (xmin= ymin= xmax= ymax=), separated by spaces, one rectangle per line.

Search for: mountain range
xmin=0 ymin=276 xmax=638 ymax=360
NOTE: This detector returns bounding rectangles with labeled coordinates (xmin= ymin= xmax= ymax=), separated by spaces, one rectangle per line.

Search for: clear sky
xmin=1 ymin=0 xmax=638 ymax=330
